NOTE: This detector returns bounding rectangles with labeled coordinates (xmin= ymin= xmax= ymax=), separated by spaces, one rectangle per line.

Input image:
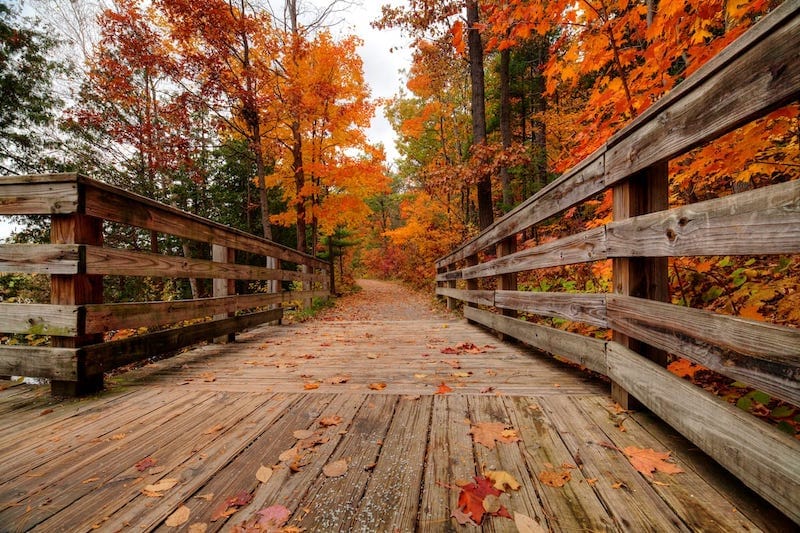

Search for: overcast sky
xmin=0 ymin=1 xmax=413 ymax=240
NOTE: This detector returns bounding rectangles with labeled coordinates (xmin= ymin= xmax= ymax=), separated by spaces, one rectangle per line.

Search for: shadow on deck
xmin=0 ymin=281 xmax=790 ymax=532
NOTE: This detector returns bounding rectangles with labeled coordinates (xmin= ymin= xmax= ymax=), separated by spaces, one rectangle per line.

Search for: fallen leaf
xmin=451 ymin=371 xmax=472 ymax=378
xmin=485 ymin=470 xmax=521 ymax=491
xmin=435 ymin=382 xmax=453 ymax=395
xmin=293 ymin=429 xmax=315 ymax=439
xmin=413 ymin=373 xmax=427 ymax=379
xmin=586 ymin=478 xmax=598 ymax=485
xmin=480 ymin=386 xmax=495 ymax=394
xmin=611 ymin=481 xmax=625 ymax=489
xmin=514 ymin=512 xmax=547 ymax=533
xmin=135 ymin=457 xmax=157 ymax=472
xmin=255 ymin=505 xmax=291 ymax=528
xmin=188 ymin=523 xmax=207 ymax=533
xmin=441 ymin=359 xmax=461 ymax=368
xmin=110 ymin=433 xmax=126 ymax=441
xmin=203 ymin=424 xmax=225 ymax=435
xmin=323 ymin=459 xmax=348 ymax=477
xmin=456 ymin=476 xmax=512 ymax=525
xmin=195 ymin=493 xmax=214 ymax=501
xmin=200 ymin=372 xmax=216 ymax=382
xmin=366 ymin=353 xmax=380 ymax=359
xmin=256 ymin=465 xmax=273 ymax=483
xmin=482 ymin=494 xmax=501 ymax=513
xmin=320 ymin=415 xmax=343 ymax=427
xmin=325 ymin=375 xmax=350 ymax=384
xmin=210 ymin=491 xmax=253 ymax=522
xmin=303 ymin=382 xmax=320 ymax=390
xmin=40 ymin=408 xmax=53 ymax=416
xmin=469 ymin=422 xmax=521 ymax=449
xmin=623 ymin=446 xmax=684 ymax=479
xmin=165 ymin=505 xmax=190 ymax=527
xmin=143 ymin=478 xmax=179 ymax=496
xmin=82 ymin=477 xmax=100 ymax=484
xmin=450 ymin=507 xmax=476 ymax=526
xmin=538 ymin=470 xmax=571 ymax=487
xmin=278 ymin=447 xmax=299 ymax=462
xmin=368 ymin=382 xmax=386 ymax=390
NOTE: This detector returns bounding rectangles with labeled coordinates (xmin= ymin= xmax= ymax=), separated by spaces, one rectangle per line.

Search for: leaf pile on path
xmin=440 ymin=342 xmax=495 ymax=355
xmin=451 ymin=473 xmax=520 ymax=526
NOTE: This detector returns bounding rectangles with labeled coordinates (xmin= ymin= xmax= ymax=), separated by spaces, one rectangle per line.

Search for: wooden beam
xmin=0 ymin=345 xmax=80 ymax=381
xmin=494 ymin=291 xmax=608 ymax=328
xmin=607 ymin=180 xmax=800 ymax=257
xmin=0 ymin=303 xmax=79 ymax=336
xmin=82 ymin=308 xmax=283 ymax=373
xmin=464 ymin=306 xmax=607 ymax=375
xmin=606 ymin=342 xmax=800 ymax=524
xmin=434 ymin=287 xmax=494 ymax=307
xmin=0 ymin=177 xmax=79 ymax=215
xmin=0 ymin=244 xmax=80 ymax=275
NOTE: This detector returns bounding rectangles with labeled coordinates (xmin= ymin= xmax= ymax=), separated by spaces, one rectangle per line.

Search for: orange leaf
xmin=435 ymin=382 xmax=453 ymax=394
xmin=537 ymin=470 xmax=571 ymax=487
xmin=303 ymin=382 xmax=320 ymax=390
xmin=623 ymin=446 xmax=684 ymax=479
xmin=368 ymin=382 xmax=387 ymax=390
xmin=469 ymin=422 xmax=521 ymax=449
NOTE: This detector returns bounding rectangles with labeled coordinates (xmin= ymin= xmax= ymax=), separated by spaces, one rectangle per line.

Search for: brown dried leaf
xmin=323 ymin=459 xmax=348 ymax=477
xmin=325 ymin=374 xmax=350 ymax=384
xmin=368 ymin=382 xmax=386 ymax=390
xmin=450 ymin=507 xmax=476 ymax=526
xmin=143 ymin=478 xmax=179 ymax=495
xmin=278 ymin=447 xmax=299 ymax=462
xmin=624 ymin=446 xmax=684 ymax=479
xmin=538 ymin=470 xmax=572 ymax=487
xmin=256 ymin=465 xmax=273 ymax=483
xmin=135 ymin=457 xmax=157 ymax=472
xmin=303 ymin=382 xmax=320 ymax=390
xmin=187 ymin=524 xmax=207 ymax=533
xmin=514 ymin=512 xmax=547 ymax=533
xmin=320 ymin=415 xmax=343 ymax=427
xmin=469 ymin=422 xmax=521 ymax=449
xmin=165 ymin=505 xmax=191 ymax=527
xmin=293 ymin=429 xmax=314 ymax=439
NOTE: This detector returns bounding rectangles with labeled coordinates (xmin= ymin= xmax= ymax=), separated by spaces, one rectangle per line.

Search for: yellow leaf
xmin=485 ymin=470 xmax=521 ymax=491
xmin=256 ymin=465 xmax=273 ymax=483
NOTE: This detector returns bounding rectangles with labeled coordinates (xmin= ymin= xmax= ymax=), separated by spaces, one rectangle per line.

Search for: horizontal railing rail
xmin=436 ymin=1 xmax=800 ymax=524
xmin=0 ymin=173 xmax=331 ymax=395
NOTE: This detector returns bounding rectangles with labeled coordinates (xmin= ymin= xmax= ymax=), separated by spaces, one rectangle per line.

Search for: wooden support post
xmin=212 ymin=244 xmax=236 ymax=343
xmin=441 ymin=264 xmax=457 ymax=311
xmin=496 ymin=236 xmax=518 ymax=340
xmin=465 ymin=254 xmax=479 ymax=323
xmin=50 ymin=212 xmax=104 ymax=397
xmin=611 ymin=161 xmax=670 ymax=409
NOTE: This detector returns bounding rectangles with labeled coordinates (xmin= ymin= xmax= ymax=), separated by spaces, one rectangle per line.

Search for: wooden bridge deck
xmin=0 ymin=281 xmax=789 ymax=532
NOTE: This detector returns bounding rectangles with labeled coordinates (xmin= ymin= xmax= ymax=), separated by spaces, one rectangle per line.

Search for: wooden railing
xmin=436 ymin=1 xmax=800 ymax=524
xmin=0 ymin=173 xmax=330 ymax=396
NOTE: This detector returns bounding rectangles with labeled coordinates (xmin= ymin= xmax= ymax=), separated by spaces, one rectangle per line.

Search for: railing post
xmin=465 ymin=254 xmax=479 ymax=323
xmin=212 ymin=244 xmax=236 ymax=343
xmin=496 ymin=236 xmax=518 ymax=340
xmin=611 ymin=161 xmax=670 ymax=409
xmin=50 ymin=211 xmax=104 ymax=396
xmin=301 ymin=264 xmax=313 ymax=310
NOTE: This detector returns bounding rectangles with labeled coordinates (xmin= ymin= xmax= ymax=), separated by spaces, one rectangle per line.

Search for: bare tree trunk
xmin=499 ymin=47 xmax=512 ymax=209
xmin=467 ymin=0 xmax=493 ymax=230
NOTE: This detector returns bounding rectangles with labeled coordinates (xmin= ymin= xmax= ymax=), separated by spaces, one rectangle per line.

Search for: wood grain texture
xmin=607 ymin=294 xmax=800 ymax=405
xmin=0 ymin=181 xmax=78 ymax=215
xmin=494 ymin=291 xmax=608 ymax=327
xmin=607 ymin=180 xmax=800 ymax=257
xmin=84 ymin=246 xmax=322 ymax=282
xmin=0 ymin=345 xmax=79 ymax=380
xmin=0 ymin=244 xmax=80 ymax=275
xmin=463 ymin=306 xmax=607 ymax=375
xmin=606 ymin=341 xmax=800 ymax=523
xmin=434 ymin=287 xmax=494 ymax=306
xmin=0 ymin=303 xmax=79 ymax=336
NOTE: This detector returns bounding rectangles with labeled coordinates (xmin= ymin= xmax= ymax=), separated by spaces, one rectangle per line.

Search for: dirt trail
xmin=316 ymin=279 xmax=447 ymax=321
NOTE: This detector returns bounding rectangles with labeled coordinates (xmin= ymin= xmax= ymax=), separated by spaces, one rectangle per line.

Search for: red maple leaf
xmin=456 ymin=476 xmax=512 ymax=525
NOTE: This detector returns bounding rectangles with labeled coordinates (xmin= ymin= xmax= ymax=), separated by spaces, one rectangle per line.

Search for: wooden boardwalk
xmin=0 ymin=281 xmax=789 ymax=532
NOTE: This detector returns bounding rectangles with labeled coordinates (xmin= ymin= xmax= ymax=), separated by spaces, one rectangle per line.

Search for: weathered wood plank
xmin=468 ymin=395 xmax=547 ymax=532
xmin=351 ymin=395 xmax=433 ymax=531
xmin=83 ymin=291 xmax=327 ymax=333
xmin=504 ymin=396 xmax=616 ymax=532
xmin=462 ymin=227 xmax=607 ymax=279
xmin=0 ymin=244 xmax=80 ymax=274
xmin=83 ymin=179 xmax=327 ymax=269
xmin=605 ymin=0 xmax=800 ymax=185
xmin=608 ymin=294 xmax=800 ymax=405
xmin=418 ymin=395 xmax=475 ymax=532
xmin=607 ymin=180 xmax=800 ymax=257
xmin=436 ymin=152 xmax=606 ymax=269
xmin=606 ymin=341 xmax=800 ymax=523
xmin=575 ymin=395 xmax=763 ymax=533
xmin=0 ymin=303 xmax=79 ymax=336
xmin=434 ymin=287 xmax=494 ymax=306
xmin=0 ymin=345 xmax=79 ymax=380
xmin=83 ymin=246 xmax=322 ymax=282
xmin=540 ymin=395 xmax=693 ymax=531
xmin=296 ymin=394 xmax=397 ymax=530
xmin=82 ymin=308 xmax=283 ymax=373
xmin=436 ymin=269 xmax=463 ymax=282
xmin=464 ymin=306 xmax=608 ymax=375
xmin=0 ymin=181 xmax=79 ymax=215
xmin=494 ymin=291 xmax=608 ymax=327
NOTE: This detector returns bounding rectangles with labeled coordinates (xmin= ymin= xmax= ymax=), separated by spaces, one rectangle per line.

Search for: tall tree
xmin=0 ymin=4 xmax=63 ymax=174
